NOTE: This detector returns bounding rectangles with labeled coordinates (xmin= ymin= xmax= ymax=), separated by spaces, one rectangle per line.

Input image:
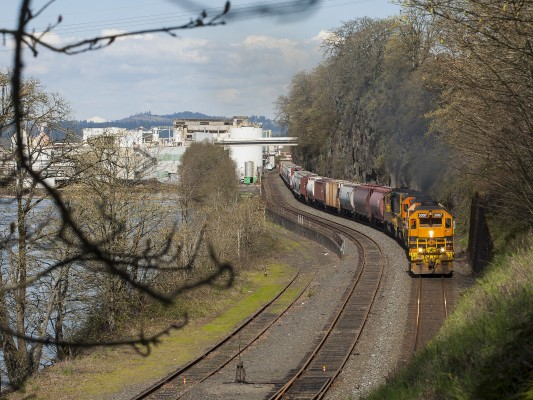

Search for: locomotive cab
xmin=407 ymin=201 xmax=454 ymax=275
xmin=384 ymin=190 xmax=431 ymax=240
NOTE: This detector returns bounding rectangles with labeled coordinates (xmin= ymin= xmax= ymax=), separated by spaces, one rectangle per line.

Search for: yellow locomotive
xmin=405 ymin=199 xmax=454 ymax=275
xmin=385 ymin=190 xmax=454 ymax=275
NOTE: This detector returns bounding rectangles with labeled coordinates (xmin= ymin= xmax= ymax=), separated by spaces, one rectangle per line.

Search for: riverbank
xmin=7 ymin=224 xmax=324 ymax=399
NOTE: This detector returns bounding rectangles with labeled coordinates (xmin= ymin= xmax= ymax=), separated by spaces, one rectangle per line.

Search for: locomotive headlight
xmin=429 ymin=230 xmax=434 ymax=238
xmin=418 ymin=247 xmax=424 ymax=253
xmin=440 ymin=247 xmax=446 ymax=253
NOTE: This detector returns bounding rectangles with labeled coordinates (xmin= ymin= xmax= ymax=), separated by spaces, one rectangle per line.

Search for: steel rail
xmin=132 ymin=267 xmax=309 ymax=399
xmin=413 ymin=276 xmax=450 ymax=354
xmin=413 ymin=276 xmax=423 ymax=354
xmin=442 ymin=277 xmax=449 ymax=319
xmin=170 ymin=273 xmax=315 ymax=400
xmin=265 ymin=174 xmax=386 ymax=400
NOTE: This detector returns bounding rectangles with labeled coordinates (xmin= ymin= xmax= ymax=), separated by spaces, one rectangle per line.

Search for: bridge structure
xmin=213 ymin=137 xmax=298 ymax=146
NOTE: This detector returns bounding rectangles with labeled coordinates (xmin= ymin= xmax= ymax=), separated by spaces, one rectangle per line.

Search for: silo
xmin=244 ymin=161 xmax=254 ymax=176
xmin=229 ymin=126 xmax=263 ymax=183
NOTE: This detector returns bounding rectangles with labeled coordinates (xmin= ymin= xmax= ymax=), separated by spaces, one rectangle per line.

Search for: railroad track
xmin=133 ymin=174 xmax=388 ymax=400
xmin=268 ymin=172 xmax=458 ymax=394
xmin=132 ymin=267 xmax=314 ymax=400
xmin=413 ymin=276 xmax=451 ymax=353
xmin=264 ymin=174 xmax=386 ymax=399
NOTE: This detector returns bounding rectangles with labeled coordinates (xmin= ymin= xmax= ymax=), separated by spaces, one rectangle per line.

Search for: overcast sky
xmin=1 ymin=0 xmax=400 ymax=122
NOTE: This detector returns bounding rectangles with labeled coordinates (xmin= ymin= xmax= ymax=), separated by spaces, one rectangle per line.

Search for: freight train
xmin=279 ymin=161 xmax=454 ymax=275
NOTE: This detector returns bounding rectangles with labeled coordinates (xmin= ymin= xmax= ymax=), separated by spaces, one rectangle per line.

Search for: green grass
xmin=364 ymin=232 xmax=533 ymax=400
xmin=269 ymin=283 xmax=313 ymax=314
xmin=10 ymin=262 xmax=298 ymax=400
xmin=201 ymin=263 xmax=293 ymax=338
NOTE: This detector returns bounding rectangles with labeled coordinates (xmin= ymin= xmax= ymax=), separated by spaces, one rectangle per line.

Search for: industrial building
xmin=79 ymin=116 xmax=295 ymax=185
xmin=4 ymin=116 xmax=296 ymax=188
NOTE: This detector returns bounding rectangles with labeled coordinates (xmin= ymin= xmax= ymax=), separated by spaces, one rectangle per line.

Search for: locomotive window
xmin=446 ymin=218 xmax=451 ymax=228
xmin=419 ymin=218 xmax=443 ymax=227
xmin=410 ymin=219 xmax=416 ymax=229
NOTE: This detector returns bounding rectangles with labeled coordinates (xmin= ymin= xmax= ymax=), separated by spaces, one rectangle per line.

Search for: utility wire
xmin=5 ymin=0 xmax=374 ymax=36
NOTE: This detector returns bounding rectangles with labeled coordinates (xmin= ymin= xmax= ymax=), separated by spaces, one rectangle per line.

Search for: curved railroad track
xmin=264 ymin=173 xmax=387 ymax=399
xmin=133 ymin=173 xmax=391 ymax=400
xmin=267 ymin=172 xmax=462 ymax=398
xmin=132 ymin=266 xmax=314 ymax=400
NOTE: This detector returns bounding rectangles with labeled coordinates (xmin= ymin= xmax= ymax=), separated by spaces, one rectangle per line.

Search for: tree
xmin=277 ymin=16 xmax=452 ymax=193
xmin=65 ymin=135 xmax=171 ymax=335
xmin=322 ymin=18 xmax=398 ymax=182
xmin=0 ymin=0 xmax=319 ymax=389
xmin=178 ymin=141 xmax=238 ymax=219
xmin=404 ymin=0 xmax=533 ymax=223
xmin=177 ymin=141 xmax=271 ymax=273
xmin=276 ymin=67 xmax=336 ymax=174
xmin=0 ymin=71 xmax=73 ymax=387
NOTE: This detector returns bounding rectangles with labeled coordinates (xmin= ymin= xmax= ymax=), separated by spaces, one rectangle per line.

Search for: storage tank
xmin=244 ymin=161 xmax=254 ymax=177
xmin=243 ymin=161 xmax=254 ymax=184
xmin=229 ymin=126 xmax=263 ymax=182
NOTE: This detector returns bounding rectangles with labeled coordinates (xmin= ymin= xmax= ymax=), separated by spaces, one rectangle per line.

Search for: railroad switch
xmin=235 ymin=360 xmax=246 ymax=383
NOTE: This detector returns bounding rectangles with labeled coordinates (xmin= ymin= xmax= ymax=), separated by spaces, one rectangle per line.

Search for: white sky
xmin=1 ymin=0 xmax=401 ymax=121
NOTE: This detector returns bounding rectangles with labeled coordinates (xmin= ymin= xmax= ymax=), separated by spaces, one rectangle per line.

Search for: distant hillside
xmin=73 ymin=112 xmax=282 ymax=134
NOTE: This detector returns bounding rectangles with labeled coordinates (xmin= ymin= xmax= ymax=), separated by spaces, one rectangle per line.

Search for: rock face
xmin=279 ymin=18 xmax=453 ymax=195
xmin=328 ymin=103 xmax=381 ymax=185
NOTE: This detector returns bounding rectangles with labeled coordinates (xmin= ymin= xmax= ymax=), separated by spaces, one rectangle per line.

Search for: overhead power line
xmin=7 ymin=0 xmax=373 ymax=36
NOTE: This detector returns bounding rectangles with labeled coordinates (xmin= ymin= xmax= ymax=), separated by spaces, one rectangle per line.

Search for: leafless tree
xmin=0 ymin=0 xmax=320 ymax=389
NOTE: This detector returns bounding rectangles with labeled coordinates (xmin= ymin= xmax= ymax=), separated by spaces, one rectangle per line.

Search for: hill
xmin=366 ymin=232 xmax=533 ymax=400
xmin=73 ymin=112 xmax=282 ymax=134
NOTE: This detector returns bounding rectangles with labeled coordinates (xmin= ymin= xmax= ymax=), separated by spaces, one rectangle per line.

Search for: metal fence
xmin=467 ymin=193 xmax=493 ymax=273
xmin=265 ymin=208 xmax=345 ymax=259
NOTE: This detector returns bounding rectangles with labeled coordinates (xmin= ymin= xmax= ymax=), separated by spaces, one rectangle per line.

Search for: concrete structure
xmin=227 ymin=125 xmax=263 ymax=182
xmin=27 ymin=116 xmax=298 ymax=186
xmin=82 ymin=127 xmax=143 ymax=147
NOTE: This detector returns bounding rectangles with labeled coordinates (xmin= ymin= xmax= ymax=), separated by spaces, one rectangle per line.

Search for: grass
xmin=10 ymin=262 xmax=298 ymax=400
xmin=200 ymin=263 xmax=291 ymax=338
xmin=364 ymin=232 xmax=533 ymax=400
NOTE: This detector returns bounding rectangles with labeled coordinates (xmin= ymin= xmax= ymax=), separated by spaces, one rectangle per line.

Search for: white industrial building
xmin=80 ymin=116 xmax=294 ymax=185
xmin=227 ymin=125 xmax=264 ymax=183
xmin=1 ymin=117 xmax=292 ymax=189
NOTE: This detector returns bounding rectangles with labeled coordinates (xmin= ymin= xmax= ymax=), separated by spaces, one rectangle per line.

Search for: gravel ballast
xmin=124 ymin=175 xmax=474 ymax=400
xmin=175 ymin=176 xmax=413 ymax=399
